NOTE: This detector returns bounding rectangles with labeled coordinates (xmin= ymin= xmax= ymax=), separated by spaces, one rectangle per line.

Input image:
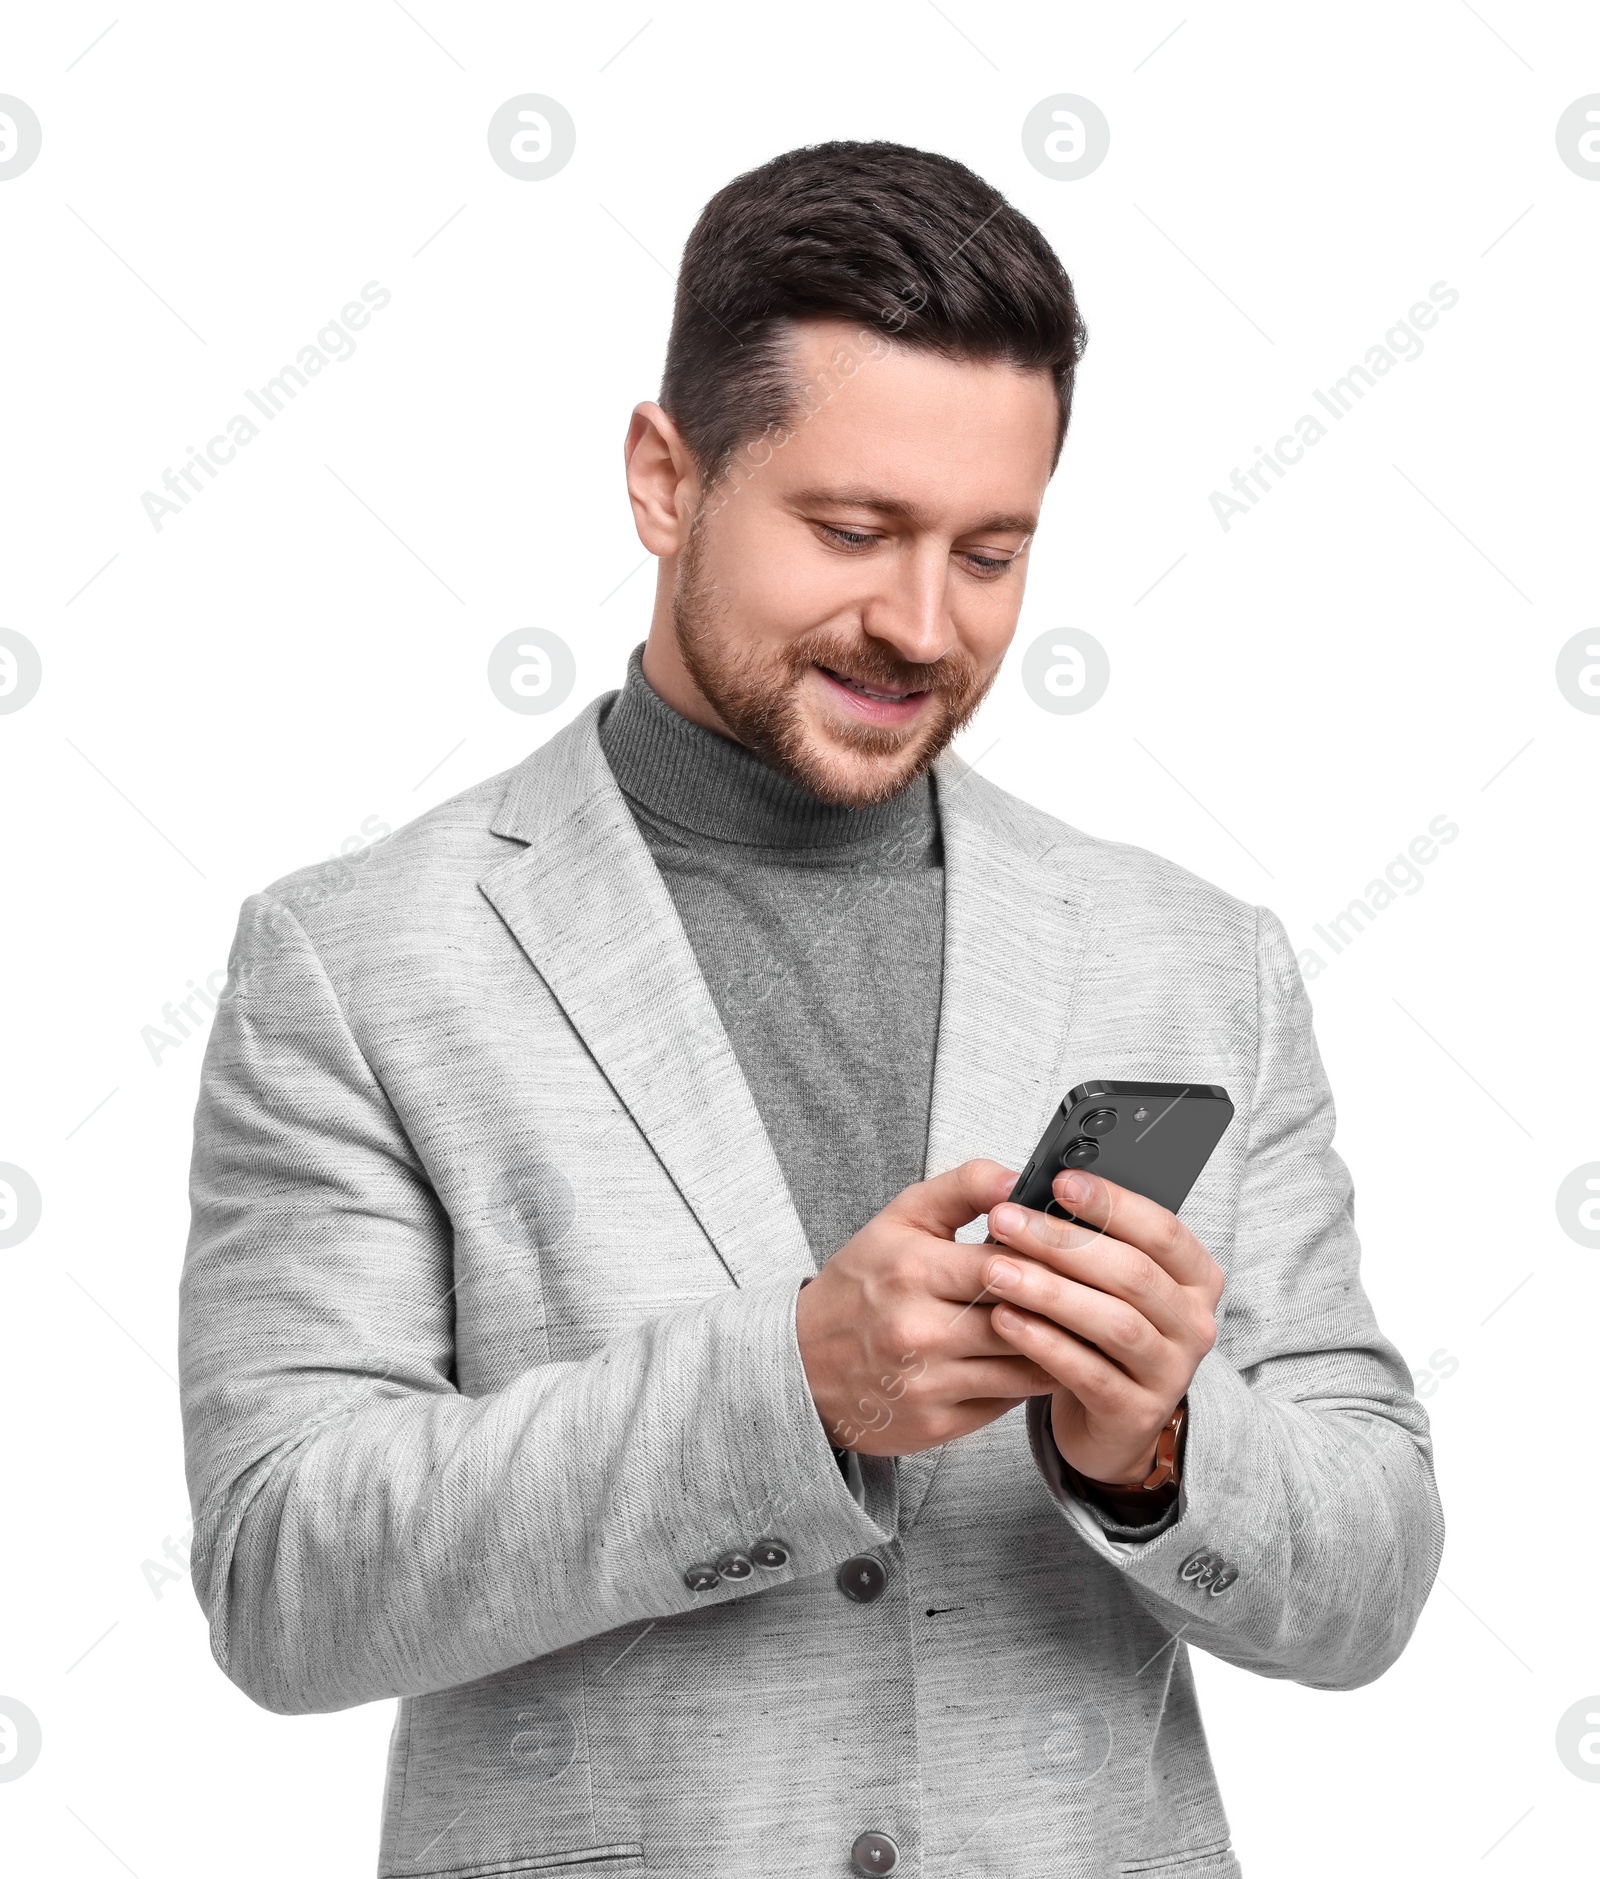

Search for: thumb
xmin=889 ymin=1158 xmax=1017 ymax=1240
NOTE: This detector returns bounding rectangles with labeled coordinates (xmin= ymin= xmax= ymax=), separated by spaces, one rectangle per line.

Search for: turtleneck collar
xmin=597 ymin=642 xmax=938 ymax=855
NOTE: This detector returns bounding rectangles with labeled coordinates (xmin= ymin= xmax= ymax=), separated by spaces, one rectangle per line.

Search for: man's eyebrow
xmin=786 ymin=486 xmax=1038 ymax=535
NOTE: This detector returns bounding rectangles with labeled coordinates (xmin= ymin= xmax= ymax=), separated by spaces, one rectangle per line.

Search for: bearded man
xmin=179 ymin=140 xmax=1442 ymax=1879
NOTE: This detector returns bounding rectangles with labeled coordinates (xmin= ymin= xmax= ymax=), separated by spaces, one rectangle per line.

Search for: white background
xmin=2 ymin=3 xmax=1597 ymax=1873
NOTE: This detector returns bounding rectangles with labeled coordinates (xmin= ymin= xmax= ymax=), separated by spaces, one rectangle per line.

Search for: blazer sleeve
xmin=1026 ymin=904 xmax=1445 ymax=1691
xmin=178 ymin=894 xmax=895 ymax=1716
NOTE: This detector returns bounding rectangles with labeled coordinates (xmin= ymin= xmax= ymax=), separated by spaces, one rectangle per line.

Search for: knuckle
xmin=1106 ymin=1303 xmax=1147 ymax=1349
xmin=875 ymin=1324 xmax=923 ymax=1377
xmin=882 ymin=1248 xmax=924 ymax=1296
xmin=1041 ymin=1221 xmax=1081 ymax=1261
xmin=1084 ymin=1370 xmax=1132 ymax=1415
xmin=896 ymin=1359 xmax=934 ymax=1405
xmin=1113 ymin=1247 xmax=1152 ymax=1296
xmin=1151 ymin=1208 xmax=1185 ymax=1258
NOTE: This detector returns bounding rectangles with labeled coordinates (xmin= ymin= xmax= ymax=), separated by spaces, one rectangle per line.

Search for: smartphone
xmin=1005 ymin=1081 xmax=1234 ymax=1230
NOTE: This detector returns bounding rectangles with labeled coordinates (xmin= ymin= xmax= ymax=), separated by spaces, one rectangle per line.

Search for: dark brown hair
xmin=659 ymin=139 xmax=1088 ymax=488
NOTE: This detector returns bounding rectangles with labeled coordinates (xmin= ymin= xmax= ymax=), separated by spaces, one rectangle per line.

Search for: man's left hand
xmin=983 ymin=1167 xmax=1224 ymax=1486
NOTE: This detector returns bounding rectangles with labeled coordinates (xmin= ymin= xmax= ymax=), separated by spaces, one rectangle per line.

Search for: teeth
xmin=829 ymin=667 xmax=909 ymax=702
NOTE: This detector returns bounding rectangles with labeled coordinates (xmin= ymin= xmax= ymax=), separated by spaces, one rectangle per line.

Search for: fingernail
xmin=991 ymin=1202 xmax=1025 ymax=1236
xmin=986 ymin=1258 xmax=1020 ymax=1289
xmin=1059 ymin=1171 xmax=1092 ymax=1204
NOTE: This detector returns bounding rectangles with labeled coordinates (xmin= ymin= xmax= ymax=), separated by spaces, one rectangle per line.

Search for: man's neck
xmin=640 ymin=616 xmax=737 ymax=741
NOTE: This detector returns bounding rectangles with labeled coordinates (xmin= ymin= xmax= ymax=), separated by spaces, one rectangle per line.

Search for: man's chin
xmin=777 ymin=704 xmax=942 ymax=809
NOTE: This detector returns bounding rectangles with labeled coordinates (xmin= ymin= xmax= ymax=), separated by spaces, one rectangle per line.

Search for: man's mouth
xmin=814 ymin=663 xmax=930 ymax=723
xmin=820 ymin=666 xmax=917 ymax=701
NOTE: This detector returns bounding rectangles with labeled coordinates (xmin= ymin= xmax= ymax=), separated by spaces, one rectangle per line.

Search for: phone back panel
xmin=1007 ymin=1081 xmax=1235 ymax=1223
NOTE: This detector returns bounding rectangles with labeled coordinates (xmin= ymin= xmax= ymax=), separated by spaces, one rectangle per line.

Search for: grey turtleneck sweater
xmin=597 ymin=643 xmax=945 ymax=1268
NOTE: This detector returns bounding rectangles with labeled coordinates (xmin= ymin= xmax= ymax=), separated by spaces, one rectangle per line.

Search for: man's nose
xmin=860 ymin=541 xmax=958 ymax=668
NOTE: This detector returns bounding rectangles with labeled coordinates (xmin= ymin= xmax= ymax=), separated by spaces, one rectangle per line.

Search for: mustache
xmin=788 ymin=634 xmax=980 ymax=699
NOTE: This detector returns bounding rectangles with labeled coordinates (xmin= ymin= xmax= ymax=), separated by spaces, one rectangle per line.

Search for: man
xmin=180 ymin=141 xmax=1443 ymax=1878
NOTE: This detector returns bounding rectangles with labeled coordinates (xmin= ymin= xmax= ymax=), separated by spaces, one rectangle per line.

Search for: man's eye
xmin=819 ymin=525 xmax=879 ymax=550
xmin=963 ymin=550 xmax=1019 ymax=576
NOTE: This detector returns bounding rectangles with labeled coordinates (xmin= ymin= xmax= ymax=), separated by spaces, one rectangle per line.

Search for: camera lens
xmin=1060 ymin=1137 xmax=1100 ymax=1168
xmin=1080 ymin=1108 xmax=1118 ymax=1136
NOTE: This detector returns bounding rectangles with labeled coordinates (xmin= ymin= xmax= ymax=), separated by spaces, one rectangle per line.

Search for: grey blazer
xmin=179 ymin=693 xmax=1443 ymax=1879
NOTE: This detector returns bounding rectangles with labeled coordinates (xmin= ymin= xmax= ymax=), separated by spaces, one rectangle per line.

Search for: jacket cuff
xmin=663 ymin=1277 xmax=896 ymax=1605
xmin=1026 ymin=1396 xmax=1181 ymax=1545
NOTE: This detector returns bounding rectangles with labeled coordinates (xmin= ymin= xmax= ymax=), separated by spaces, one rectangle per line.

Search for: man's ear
xmin=625 ymin=402 xmax=703 ymax=557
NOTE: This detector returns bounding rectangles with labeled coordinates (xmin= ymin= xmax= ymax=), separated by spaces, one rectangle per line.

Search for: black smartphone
xmin=1005 ymin=1081 xmax=1234 ymax=1230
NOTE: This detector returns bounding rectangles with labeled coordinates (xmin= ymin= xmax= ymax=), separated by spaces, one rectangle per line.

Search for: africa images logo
xmin=1209 ymin=282 xmax=1460 ymax=531
xmin=139 ymin=282 xmax=392 ymax=531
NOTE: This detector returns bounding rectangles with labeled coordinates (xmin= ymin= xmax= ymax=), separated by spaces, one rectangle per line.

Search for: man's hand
xmin=983 ymin=1167 xmax=1224 ymax=1486
xmin=795 ymin=1159 xmax=1061 ymax=1456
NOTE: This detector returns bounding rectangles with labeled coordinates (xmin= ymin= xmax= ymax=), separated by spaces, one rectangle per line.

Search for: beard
xmin=670 ymin=524 xmax=997 ymax=809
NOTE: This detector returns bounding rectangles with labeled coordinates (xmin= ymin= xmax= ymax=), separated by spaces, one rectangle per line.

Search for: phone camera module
xmin=1060 ymin=1137 xmax=1100 ymax=1167
xmin=1079 ymin=1108 xmax=1118 ymax=1136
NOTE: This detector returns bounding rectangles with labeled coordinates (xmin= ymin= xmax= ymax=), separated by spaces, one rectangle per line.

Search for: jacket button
xmin=751 ymin=1538 xmax=789 ymax=1568
xmin=683 ymin=1563 xmax=721 ymax=1592
xmin=714 ymin=1551 xmax=753 ymax=1581
xmin=837 ymin=1554 xmax=887 ymax=1603
xmin=851 ymin=1830 xmax=899 ymax=1872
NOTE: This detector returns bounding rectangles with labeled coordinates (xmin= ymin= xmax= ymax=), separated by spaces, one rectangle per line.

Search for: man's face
xmin=662 ymin=319 xmax=1060 ymax=807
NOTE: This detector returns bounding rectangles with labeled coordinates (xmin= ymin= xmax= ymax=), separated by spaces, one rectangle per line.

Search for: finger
xmin=916 ymin=1250 xmax=1068 ymax=1365
xmin=989 ymin=1302 xmax=1161 ymax=1426
xmin=829 ymin=1357 xmax=1054 ymax=1446
xmin=867 ymin=1328 xmax=1059 ymax=1398
xmin=845 ymin=1319 xmax=1058 ymax=1398
xmin=936 ymin=1297 xmax=1065 ymax=1379
xmin=891 ymin=1159 xmax=1018 ymax=1239
xmin=940 ymin=1355 xmax=1060 ymax=1403
xmin=921 ymin=1239 xmax=1031 ymax=1310
xmin=849 ymin=1236 xmax=1025 ymax=1337
xmin=982 ymin=1219 xmax=1215 ymax=1357
xmin=919 ymin=1240 xmax=1193 ymax=1371
xmin=980 ymin=1252 xmax=1196 ymax=1388
xmin=1004 ymin=1169 xmax=1221 ymax=1296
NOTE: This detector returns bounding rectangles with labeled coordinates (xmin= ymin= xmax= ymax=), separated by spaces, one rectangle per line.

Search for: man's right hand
xmin=794 ymin=1159 xmax=1059 ymax=1456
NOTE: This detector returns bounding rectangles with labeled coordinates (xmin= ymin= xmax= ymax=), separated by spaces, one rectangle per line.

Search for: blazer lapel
xmin=895 ymin=746 xmax=1096 ymax=1528
xmin=479 ymin=697 xmax=815 ymax=1294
